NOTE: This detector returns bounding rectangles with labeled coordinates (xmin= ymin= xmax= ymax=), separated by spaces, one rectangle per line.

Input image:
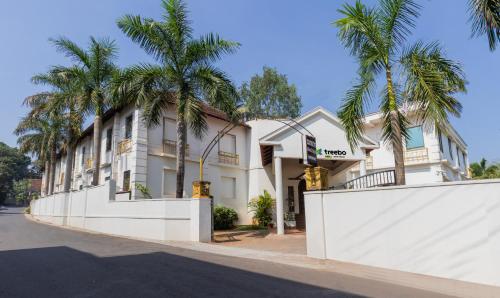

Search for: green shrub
xmin=214 ymin=205 xmax=238 ymax=230
xmin=248 ymin=190 xmax=274 ymax=227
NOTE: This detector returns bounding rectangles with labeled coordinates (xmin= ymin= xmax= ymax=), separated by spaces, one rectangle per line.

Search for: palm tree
xmin=15 ymin=94 xmax=65 ymax=195
xmin=470 ymin=158 xmax=500 ymax=178
xmin=116 ymin=0 xmax=240 ymax=198
xmin=469 ymin=0 xmax=500 ymax=51
xmin=50 ymin=37 xmax=118 ymax=186
xmin=31 ymin=69 xmax=83 ymax=193
xmin=335 ymin=0 xmax=466 ymax=185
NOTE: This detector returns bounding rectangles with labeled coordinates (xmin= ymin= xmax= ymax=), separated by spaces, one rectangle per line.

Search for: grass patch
xmin=232 ymin=225 xmax=266 ymax=231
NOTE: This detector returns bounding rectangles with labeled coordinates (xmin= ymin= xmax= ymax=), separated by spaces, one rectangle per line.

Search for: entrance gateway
xmin=247 ymin=107 xmax=378 ymax=235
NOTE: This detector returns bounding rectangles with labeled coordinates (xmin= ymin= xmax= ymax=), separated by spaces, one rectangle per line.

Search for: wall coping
xmin=305 ymin=178 xmax=500 ymax=195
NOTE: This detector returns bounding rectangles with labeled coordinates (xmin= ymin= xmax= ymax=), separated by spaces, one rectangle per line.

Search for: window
xmin=163 ymin=117 xmax=176 ymax=141
xmin=125 ymin=114 xmax=133 ymax=140
xmin=219 ymin=133 xmax=236 ymax=154
xmin=163 ymin=169 xmax=176 ymax=196
xmin=448 ymin=137 xmax=453 ymax=160
xmin=106 ymin=128 xmax=113 ymax=151
xmin=457 ymin=148 xmax=461 ymax=166
xmin=437 ymin=129 xmax=443 ymax=153
xmin=406 ymin=126 xmax=424 ymax=149
xmin=221 ymin=176 xmax=236 ymax=199
xmin=123 ymin=170 xmax=131 ymax=191
xmin=81 ymin=146 xmax=86 ymax=166
xmin=463 ymin=152 xmax=467 ymax=167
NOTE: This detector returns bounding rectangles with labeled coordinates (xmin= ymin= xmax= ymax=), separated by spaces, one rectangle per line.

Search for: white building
xmin=41 ymin=105 xmax=469 ymax=233
xmin=349 ymin=111 xmax=470 ymax=184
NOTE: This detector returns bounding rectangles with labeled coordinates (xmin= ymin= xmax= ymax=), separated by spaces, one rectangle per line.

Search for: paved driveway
xmin=0 ymin=207 xmax=451 ymax=298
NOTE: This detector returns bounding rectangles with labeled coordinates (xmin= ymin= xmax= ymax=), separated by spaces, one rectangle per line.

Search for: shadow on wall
xmin=0 ymin=246 xmax=359 ymax=298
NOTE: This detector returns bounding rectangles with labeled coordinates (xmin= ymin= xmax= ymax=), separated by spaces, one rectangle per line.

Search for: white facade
xmin=41 ymin=105 xmax=470 ymax=233
xmin=350 ymin=112 xmax=470 ymax=184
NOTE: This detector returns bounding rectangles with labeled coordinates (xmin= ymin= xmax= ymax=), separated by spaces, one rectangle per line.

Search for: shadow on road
xmin=0 ymin=246 xmax=362 ymax=298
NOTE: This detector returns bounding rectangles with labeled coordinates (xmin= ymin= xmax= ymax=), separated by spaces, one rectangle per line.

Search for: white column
xmin=360 ymin=149 xmax=367 ymax=177
xmin=275 ymin=156 xmax=284 ymax=235
xmin=359 ymin=159 xmax=367 ymax=177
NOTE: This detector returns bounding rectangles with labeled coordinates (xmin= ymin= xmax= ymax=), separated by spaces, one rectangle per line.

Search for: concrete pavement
xmin=0 ymin=207 xmax=476 ymax=297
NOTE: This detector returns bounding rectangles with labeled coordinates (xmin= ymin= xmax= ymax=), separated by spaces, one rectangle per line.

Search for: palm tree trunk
xmin=92 ymin=114 xmax=102 ymax=186
xmin=48 ymin=143 xmax=57 ymax=195
xmin=44 ymin=160 xmax=51 ymax=196
xmin=386 ymin=67 xmax=406 ymax=185
xmin=63 ymin=144 xmax=75 ymax=193
xmin=175 ymin=112 xmax=187 ymax=198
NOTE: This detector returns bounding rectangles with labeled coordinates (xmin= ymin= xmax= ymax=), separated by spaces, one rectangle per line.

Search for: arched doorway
xmin=295 ymin=179 xmax=307 ymax=230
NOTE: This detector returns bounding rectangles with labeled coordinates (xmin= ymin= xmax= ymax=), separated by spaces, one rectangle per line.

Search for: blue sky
xmin=0 ymin=0 xmax=498 ymax=162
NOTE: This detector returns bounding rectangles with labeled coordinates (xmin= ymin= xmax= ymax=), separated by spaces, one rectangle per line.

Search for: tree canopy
xmin=239 ymin=66 xmax=302 ymax=119
xmin=0 ymin=142 xmax=31 ymax=204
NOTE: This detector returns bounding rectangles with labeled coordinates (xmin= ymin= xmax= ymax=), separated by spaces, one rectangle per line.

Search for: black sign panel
xmin=305 ymin=135 xmax=318 ymax=166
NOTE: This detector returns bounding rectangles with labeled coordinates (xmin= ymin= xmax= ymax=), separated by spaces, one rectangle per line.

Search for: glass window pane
xmin=406 ymin=126 xmax=424 ymax=149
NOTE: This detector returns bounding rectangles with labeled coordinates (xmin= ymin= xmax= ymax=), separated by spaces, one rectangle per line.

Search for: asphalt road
xmin=0 ymin=207 xmax=451 ymax=298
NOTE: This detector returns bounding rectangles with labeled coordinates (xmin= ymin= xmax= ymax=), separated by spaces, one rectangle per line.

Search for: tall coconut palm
xmin=469 ymin=0 xmax=500 ymax=51
xmin=335 ymin=0 xmax=466 ymax=185
xmin=116 ymin=0 xmax=240 ymax=197
xmin=50 ymin=37 xmax=118 ymax=186
xmin=31 ymin=69 xmax=83 ymax=192
xmin=15 ymin=94 xmax=65 ymax=195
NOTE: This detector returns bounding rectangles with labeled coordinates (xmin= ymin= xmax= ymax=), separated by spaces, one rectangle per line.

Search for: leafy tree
xmin=239 ymin=66 xmax=302 ymax=119
xmin=116 ymin=0 xmax=240 ymax=198
xmin=334 ymin=0 xmax=466 ymax=185
xmin=0 ymin=143 xmax=30 ymax=205
xmin=469 ymin=0 xmax=500 ymax=51
xmin=50 ymin=36 xmax=119 ymax=186
xmin=13 ymin=180 xmax=39 ymax=206
xmin=470 ymin=158 xmax=500 ymax=178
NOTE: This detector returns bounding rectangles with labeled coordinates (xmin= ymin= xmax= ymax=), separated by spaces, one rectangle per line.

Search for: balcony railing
xmin=331 ymin=170 xmax=396 ymax=190
xmin=163 ymin=139 xmax=190 ymax=156
xmin=404 ymin=147 xmax=429 ymax=165
xmin=218 ymin=151 xmax=239 ymax=165
xmin=117 ymin=139 xmax=132 ymax=155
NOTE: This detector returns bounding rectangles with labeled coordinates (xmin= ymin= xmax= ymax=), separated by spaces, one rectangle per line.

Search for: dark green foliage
xmin=248 ymin=190 xmax=274 ymax=227
xmin=239 ymin=66 xmax=302 ymax=119
xmin=469 ymin=0 xmax=500 ymax=51
xmin=470 ymin=158 xmax=500 ymax=179
xmin=0 ymin=142 xmax=31 ymax=204
xmin=213 ymin=205 xmax=238 ymax=230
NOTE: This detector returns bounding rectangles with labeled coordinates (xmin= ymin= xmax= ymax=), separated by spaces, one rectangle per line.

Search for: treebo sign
xmin=316 ymin=148 xmax=347 ymax=158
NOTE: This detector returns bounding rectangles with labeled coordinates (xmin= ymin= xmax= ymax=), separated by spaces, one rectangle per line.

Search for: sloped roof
xmin=259 ymin=106 xmax=378 ymax=148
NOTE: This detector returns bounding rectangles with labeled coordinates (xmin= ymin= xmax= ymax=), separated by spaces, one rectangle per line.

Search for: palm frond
xmin=400 ymin=41 xmax=466 ymax=126
xmin=163 ymin=0 xmax=192 ymax=45
xmin=185 ymin=97 xmax=207 ymax=138
xmin=335 ymin=1 xmax=386 ymax=58
xmin=380 ymin=0 xmax=420 ymax=48
xmin=50 ymin=37 xmax=91 ymax=67
xmin=338 ymin=71 xmax=375 ymax=151
xmin=185 ymin=33 xmax=240 ymax=64
xmin=469 ymin=0 xmax=500 ymax=50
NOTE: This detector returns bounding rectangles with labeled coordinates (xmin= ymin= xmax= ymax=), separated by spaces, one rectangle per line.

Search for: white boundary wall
xmin=305 ymin=179 xmax=500 ymax=287
xmin=30 ymin=181 xmax=211 ymax=242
